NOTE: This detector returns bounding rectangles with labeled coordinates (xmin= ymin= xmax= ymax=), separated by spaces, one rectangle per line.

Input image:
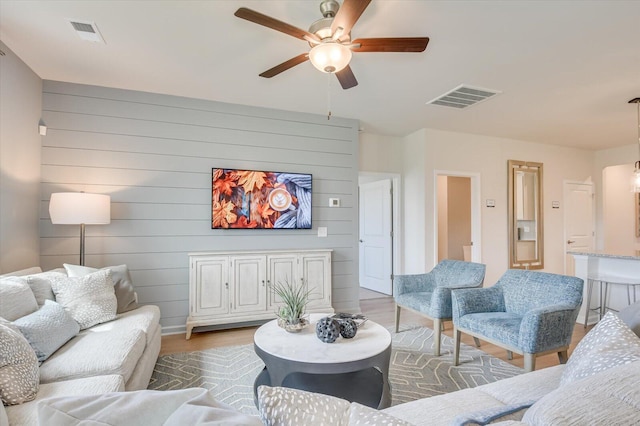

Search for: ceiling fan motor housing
xmin=320 ymin=0 xmax=340 ymax=18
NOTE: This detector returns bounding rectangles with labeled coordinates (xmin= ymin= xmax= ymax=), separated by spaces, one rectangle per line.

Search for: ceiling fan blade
xmin=336 ymin=65 xmax=358 ymax=90
xmin=351 ymin=37 xmax=430 ymax=52
xmin=331 ymin=0 xmax=372 ymax=39
xmin=235 ymin=7 xmax=320 ymax=43
xmin=259 ymin=53 xmax=310 ymax=78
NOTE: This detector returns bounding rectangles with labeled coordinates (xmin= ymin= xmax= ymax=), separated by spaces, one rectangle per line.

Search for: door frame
xmin=563 ymin=180 xmax=595 ymax=275
xmin=432 ymin=170 xmax=482 ymax=264
xmin=358 ymin=172 xmax=402 ymax=285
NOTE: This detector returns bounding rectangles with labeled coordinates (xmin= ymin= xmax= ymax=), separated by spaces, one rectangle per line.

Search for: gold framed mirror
xmin=508 ymin=160 xmax=544 ymax=269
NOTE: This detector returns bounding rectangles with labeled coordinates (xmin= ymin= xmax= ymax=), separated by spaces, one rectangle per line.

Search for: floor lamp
xmin=49 ymin=192 xmax=111 ymax=266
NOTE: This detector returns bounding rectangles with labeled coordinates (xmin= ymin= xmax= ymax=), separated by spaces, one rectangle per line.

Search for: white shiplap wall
xmin=39 ymin=81 xmax=360 ymax=333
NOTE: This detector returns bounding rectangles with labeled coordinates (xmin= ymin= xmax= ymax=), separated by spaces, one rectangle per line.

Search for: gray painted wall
xmin=39 ymin=81 xmax=360 ymax=333
xmin=0 ymin=41 xmax=42 ymax=273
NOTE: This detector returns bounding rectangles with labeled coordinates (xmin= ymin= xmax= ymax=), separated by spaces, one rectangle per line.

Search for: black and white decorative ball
xmin=339 ymin=319 xmax=358 ymax=339
xmin=316 ymin=317 xmax=340 ymax=343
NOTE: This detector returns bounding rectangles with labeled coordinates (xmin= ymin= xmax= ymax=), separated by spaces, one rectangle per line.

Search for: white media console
xmin=186 ymin=249 xmax=333 ymax=339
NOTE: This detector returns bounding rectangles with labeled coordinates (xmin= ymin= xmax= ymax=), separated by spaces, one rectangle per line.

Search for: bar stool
xmin=584 ymin=276 xmax=606 ymax=329
xmin=602 ymin=277 xmax=640 ymax=315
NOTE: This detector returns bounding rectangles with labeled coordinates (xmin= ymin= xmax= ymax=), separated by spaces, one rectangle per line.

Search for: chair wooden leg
xmin=395 ymin=305 xmax=401 ymax=333
xmin=433 ymin=318 xmax=442 ymax=356
xmin=507 ymin=350 xmax=513 ymax=360
xmin=473 ymin=337 xmax=481 ymax=347
xmin=558 ymin=350 xmax=568 ymax=364
xmin=453 ymin=328 xmax=461 ymax=366
xmin=524 ymin=353 xmax=536 ymax=372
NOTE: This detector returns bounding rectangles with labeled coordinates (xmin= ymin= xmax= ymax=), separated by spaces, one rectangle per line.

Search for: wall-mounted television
xmin=212 ymin=168 xmax=312 ymax=229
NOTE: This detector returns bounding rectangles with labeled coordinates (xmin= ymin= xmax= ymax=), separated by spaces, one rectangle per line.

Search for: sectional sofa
xmin=0 ymin=266 xmax=161 ymax=426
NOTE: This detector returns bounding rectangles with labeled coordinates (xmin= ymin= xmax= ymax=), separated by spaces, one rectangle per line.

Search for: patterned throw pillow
xmin=49 ymin=269 xmax=117 ymax=330
xmin=0 ymin=323 xmax=39 ymax=405
xmin=64 ymin=264 xmax=139 ymax=314
xmin=13 ymin=300 xmax=80 ymax=362
xmin=560 ymin=311 xmax=640 ymax=386
xmin=257 ymin=386 xmax=411 ymax=426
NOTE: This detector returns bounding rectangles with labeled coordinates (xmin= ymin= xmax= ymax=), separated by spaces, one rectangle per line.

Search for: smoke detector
xmin=427 ymin=84 xmax=501 ymax=109
xmin=68 ymin=19 xmax=105 ymax=43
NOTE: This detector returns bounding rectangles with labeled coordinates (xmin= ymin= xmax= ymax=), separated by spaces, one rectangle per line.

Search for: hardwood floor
xmin=160 ymin=294 xmax=590 ymax=370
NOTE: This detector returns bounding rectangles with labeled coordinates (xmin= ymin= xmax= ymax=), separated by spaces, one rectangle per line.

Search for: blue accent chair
xmin=394 ymin=259 xmax=486 ymax=356
xmin=452 ymin=269 xmax=584 ymax=372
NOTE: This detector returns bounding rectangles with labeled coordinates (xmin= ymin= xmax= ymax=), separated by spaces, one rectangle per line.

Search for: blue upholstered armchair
xmin=394 ymin=259 xmax=486 ymax=356
xmin=452 ymin=269 xmax=584 ymax=372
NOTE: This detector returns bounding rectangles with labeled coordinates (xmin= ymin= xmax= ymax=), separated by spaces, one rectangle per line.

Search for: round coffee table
xmin=253 ymin=313 xmax=392 ymax=409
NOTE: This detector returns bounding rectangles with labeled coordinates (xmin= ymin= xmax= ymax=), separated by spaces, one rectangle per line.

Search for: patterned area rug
xmin=148 ymin=325 xmax=522 ymax=415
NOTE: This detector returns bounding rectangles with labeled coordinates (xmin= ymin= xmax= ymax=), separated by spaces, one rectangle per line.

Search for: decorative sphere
xmin=339 ymin=319 xmax=358 ymax=339
xmin=316 ymin=317 xmax=340 ymax=343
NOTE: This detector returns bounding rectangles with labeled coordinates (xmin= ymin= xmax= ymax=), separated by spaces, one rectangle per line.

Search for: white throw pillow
xmin=23 ymin=270 xmax=66 ymax=306
xmin=64 ymin=264 xmax=138 ymax=314
xmin=0 ymin=323 xmax=40 ymax=405
xmin=560 ymin=311 xmax=640 ymax=385
xmin=49 ymin=270 xmax=117 ymax=330
xmin=0 ymin=277 xmax=38 ymax=321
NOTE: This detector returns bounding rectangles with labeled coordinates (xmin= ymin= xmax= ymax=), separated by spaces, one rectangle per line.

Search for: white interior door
xmin=564 ymin=182 xmax=595 ymax=275
xmin=359 ymin=179 xmax=392 ymax=295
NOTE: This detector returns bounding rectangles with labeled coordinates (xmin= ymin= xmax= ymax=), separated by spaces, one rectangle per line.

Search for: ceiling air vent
xmin=427 ymin=84 xmax=501 ymax=109
xmin=68 ymin=19 xmax=105 ymax=43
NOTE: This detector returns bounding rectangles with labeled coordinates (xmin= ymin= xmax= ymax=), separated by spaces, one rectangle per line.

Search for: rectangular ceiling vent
xmin=427 ymin=85 xmax=501 ymax=109
xmin=68 ymin=19 xmax=105 ymax=44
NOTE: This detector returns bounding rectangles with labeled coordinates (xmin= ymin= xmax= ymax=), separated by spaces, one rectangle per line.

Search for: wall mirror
xmin=508 ymin=160 xmax=544 ymax=269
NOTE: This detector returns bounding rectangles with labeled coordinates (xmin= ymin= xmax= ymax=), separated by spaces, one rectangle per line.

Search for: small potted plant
xmin=271 ymin=279 xmax=312 ymax=333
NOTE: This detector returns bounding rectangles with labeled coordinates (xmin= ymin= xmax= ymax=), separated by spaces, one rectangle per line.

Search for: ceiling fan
xmin=234 ymin=0 xmax=429 ymax=90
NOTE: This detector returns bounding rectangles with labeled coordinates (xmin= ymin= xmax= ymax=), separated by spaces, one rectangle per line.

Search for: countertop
xmin=568 ymin=250 xmax=640 ymax=260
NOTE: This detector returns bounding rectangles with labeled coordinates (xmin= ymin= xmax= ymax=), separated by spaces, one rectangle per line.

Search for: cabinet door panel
xmin=193 ymin=258 xmax=229 ymax=316
xmin=300 ymin=253 xmax=331 ymax=309
xmin=267 ymin=254 xmax=299 ymax=311
xmin=231 ymin=256 xmax=267 ymax=313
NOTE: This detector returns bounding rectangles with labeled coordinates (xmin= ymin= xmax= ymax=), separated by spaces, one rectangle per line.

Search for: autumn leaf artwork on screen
xmin=211 ymin=168 xmax=312 ymax=229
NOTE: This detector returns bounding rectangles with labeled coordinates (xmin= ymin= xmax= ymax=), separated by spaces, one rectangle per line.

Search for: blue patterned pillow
xmin=14 ymin=300 xmax=80 ymax=361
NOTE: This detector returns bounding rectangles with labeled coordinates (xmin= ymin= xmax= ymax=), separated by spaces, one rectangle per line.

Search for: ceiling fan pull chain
xmin=327 ymin=72 xmax=332 ymax=120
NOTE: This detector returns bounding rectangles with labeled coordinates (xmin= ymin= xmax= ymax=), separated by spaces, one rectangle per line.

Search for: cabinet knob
xmin=262 ymin=280 xmax=265 ymax=287
xmin=225 ymin=282 xmax=229 ymax=288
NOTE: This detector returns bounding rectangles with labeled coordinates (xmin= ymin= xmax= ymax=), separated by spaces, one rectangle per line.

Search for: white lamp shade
xmin=49 ymin=193 xmax=111 ymax=225
xmin=308 ymin=42 xmax=352 ymax=73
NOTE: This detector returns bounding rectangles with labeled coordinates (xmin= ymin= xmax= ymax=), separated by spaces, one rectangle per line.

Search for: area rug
xmin=148 ymin=325 xmax=522 ymax=415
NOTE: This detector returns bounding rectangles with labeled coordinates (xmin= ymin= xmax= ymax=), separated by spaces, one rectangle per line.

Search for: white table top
xmin=254 ymin=313 xmax=391 ymax=364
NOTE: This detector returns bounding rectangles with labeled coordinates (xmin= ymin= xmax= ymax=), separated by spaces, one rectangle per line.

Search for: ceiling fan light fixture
xmin=309 ymin=42 xmax=352 ymax=73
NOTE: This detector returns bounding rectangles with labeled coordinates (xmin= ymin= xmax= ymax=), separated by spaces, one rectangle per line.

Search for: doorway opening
xmin=358 ymin=172 xmax=401 ymax=299
xmin=434 ymin=171 xmax=481 ymax=264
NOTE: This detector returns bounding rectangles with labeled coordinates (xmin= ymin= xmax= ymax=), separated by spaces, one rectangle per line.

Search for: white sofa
xmin=0 ymin=266 xmax=161 ymax=426
xmin=381 ymin=361 xmax=640 ymax=425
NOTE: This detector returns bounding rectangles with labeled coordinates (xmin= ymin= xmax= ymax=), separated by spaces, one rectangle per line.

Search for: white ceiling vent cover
xmin=69 ymin=20 xmax=105 ymax=43
xmin=427 ymin=85 xmax=501 ymax=109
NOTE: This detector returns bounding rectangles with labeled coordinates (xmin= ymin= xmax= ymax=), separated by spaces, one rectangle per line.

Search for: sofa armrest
xmin=518 ymin=304 xmax=578 ymax=353
xmin=393 ymin=273 xmax=435 ymax=296
xmin=430 ymin=281 xmax=483 ymax=318
xmin=452 ymin=287 xmax=505 ymax=321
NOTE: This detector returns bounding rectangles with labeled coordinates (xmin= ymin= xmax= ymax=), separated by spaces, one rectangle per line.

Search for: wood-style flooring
xmin=160 ymin=293 xmax=590 ymax=371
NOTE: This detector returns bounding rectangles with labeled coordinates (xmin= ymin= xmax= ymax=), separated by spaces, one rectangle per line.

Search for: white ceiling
xmin=1 ymin=0 xmax=639 ymax=150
